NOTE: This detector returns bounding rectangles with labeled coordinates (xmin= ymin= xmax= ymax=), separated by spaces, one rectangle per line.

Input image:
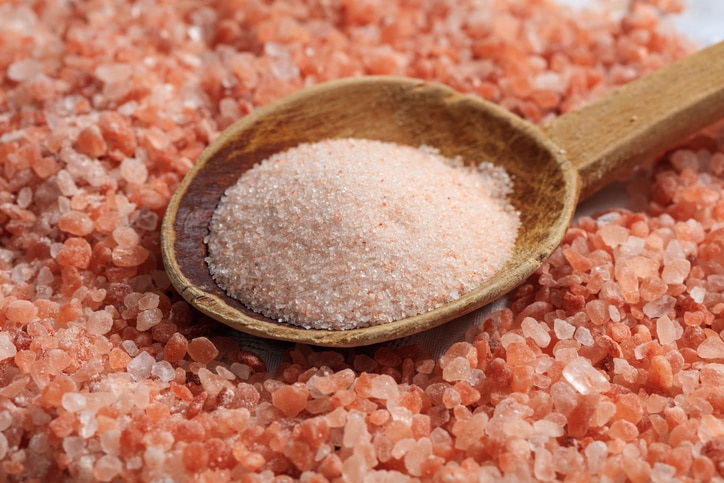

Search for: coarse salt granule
xmin=206 ymin=138 xmax=520 ymax=329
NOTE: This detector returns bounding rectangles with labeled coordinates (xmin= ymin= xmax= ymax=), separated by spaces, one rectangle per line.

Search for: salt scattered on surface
xmin=207 ymin=138 xmax=519 ymax=329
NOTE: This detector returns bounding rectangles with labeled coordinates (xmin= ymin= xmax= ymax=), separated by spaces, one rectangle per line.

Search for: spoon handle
xmin=544 ymin=41 xmax=724 ymax=201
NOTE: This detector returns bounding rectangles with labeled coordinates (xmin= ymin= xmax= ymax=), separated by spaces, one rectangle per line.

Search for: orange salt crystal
xmin=111 ymin=245 xmax=149 ymax=267
xmin=182 ymin=441 xmax=209 ymax=473
xmin=186 ymin=336 xmax=218 ymax=364
xmin=272 ymin=384 xmax=309 ymax=418
xmin=648 ymin=354 xmax=674 ymax=390
xmin=55 ymin=237 xmax=92 ymax=269
xmin=5 ymin=299 xmax=37 ymax=325
xmin=74 ymin=125 xmax=107 ymax=158
xmin=108 ymin=347 xmax=131 ymax=370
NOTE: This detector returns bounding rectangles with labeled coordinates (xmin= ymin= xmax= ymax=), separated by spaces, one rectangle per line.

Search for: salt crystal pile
xmin=0 ymin=0 xmax=722 ymax=481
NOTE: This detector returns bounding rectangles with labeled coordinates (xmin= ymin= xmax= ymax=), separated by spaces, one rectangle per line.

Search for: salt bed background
xmin=240 ymin=0 xmax=724 ymax=372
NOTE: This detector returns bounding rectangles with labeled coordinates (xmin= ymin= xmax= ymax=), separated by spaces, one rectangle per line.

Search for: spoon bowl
xmin=162 ymin=41 xmax=724 ymax=347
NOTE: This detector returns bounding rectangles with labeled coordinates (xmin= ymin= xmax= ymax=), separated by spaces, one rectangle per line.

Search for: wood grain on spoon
xmin=161 ymin=41 xmax=724 ymax=347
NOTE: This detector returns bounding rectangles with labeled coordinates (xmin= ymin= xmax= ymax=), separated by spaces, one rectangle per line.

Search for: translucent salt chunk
xmin=7 ymin=59 xmax=41 ymax=81
xmin=62 ymin=436 xmax=86 ymax=459
xmin=554 ymin=319 xmax=575 ymax=340
xmin=0 ymin=333 xmax=17 ymax=361
xmin=522 ymin=317 xmax=551 ymax=348
xmin=698 ymin=337 xmax=724 ymax=360
xmin=562 ymin=357 xmax=611 ymax=395
xmin=127 ymin=351 xmax=155 ymax=381
xmin=79 ymin=409 xmax=98 ymax=438
xmin=0 ymin=411 xmax=12 ymax=431
xmin=643 ymin=295 xmax=676 ymax=318
xmin=574 ymin=327 xmax=594 ymax=346
xmin=151 ymin=361 xmax=176 ymax=382
xmin=121 ymin=340 xmax=138 ymax=356
xmin=369 ymin=374 xmax=399 ymax=400
xmin=0 ymin=432 xmax=7 ymax=461
xmin=95 ymin=63 xmax=132 ymax=84
xmin=689 ymin=286 xmax=706 ymax=304
xmin=656 ymin=315 xmax=680 ymax=346
xmin=87 ymin=310 xmax=114 ymax=335
xmin=61 ymin=392 xmax=88 ymax=412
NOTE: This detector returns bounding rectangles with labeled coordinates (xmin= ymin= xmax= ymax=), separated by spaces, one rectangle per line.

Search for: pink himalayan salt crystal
xmin=655 ymin=315 xmax=681 ymax=346
xmin=5 ymin=300 xmax=38 ymax=324
xmin=87 ymin=310 xmax=114 ymax=335
xmin=442 ymin=357 xmax=472 ymax=382
xmin=120 ymin=157 xmax=148 ymax=185
xmin=0 ymin=333 xmax=17 ymax=361
xmin=206 ymin=138 xmax=519 ymax=330
xmin=58 ymin=211 xmax=94 ymax=236
xmin=136 ymin=308 xmax=162 ymax=331
xmin=272 ymin=384 xmax=309 ymax=418
xmin=186 ymin=337 xmax=219 ymax=364
xmin=562 ymin=357 xmax=611 ymax=395
xmin=697 ymin=336 xmax=724 ymax=359
xmin=112 ymin=226 xmax=140 ymax=247
xmin=554 ymin=318 xmax=575 ymax=340
xmin=111 ymin=245 xmax=149 ymax=267
xmin=126 ymin=351 xmax=155 ymax=381
xmin=521 ymin=317 xmax=551 ymax=347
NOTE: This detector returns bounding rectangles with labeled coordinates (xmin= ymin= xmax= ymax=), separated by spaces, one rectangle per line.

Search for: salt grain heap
xmin=206 ymin=139 xmax=519 ymax=329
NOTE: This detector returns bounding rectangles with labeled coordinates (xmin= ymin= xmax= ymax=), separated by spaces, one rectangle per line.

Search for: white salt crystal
xmin=143 ymin=446 xmax=165 ymax=468
xmin=121 ymin=340 xmax=139 ymax=356
xmin=500 ymin=332 xmax=526 ymax=348
xmin=151 ymin=361 xmax=176 ymax=382
xmin=613 ymin=358 xmax=638 ymax=383
xmin=0 ymin=333 xmax=17 ymax=361
xmin=61 ymin=392 xmax=88 ymax=412
xmin=0 ymin=411 xmax=11 ymax=431
xmin=522 ymin=317 xmax=551 ymax=348
xmin=689 ymin=286 xmax=706 ymax=304
xmin=95 ymin=63 xmax=132 ymax=84
xmin=230 ymin=362 xmax=251 ymax=380
xmin=36 ymin=266 xmax=54 ymax=285
xmin=562 ymin=357 xmax=611 ymax=395
xmin=534 ymin=448 xmax=555 ymax=482
xmin=87 ymin=309 xmax=114 ymax=335
xmin=136 ymin=308 xmax=162 ymax=331
xmin=94 ymin=454 xmax=123 ymax=482
xmin=16 ymin=187 xmax=32 ymax=209
xmin=608 ymin=305 xmax=621 ymax=323
xmin=656 ymin=315 xmax=680 ymax=346
xmin=7 ymin=59 xmax=41 ymax=81
xmin=100 ymin=429 xmax=121 ymax=457
xmin=62 ymin=436 xmax=86 ymax=459
xmin=126 ymin=351 xmax=155 ymax=381
xmin=56 ymin=169 xmax=78 ymax=196
xmin=651 ymin=463 xmax=677 ymax=483
xmin=677 ymin=370 xmax=699 ymax=394
xmin=120 ymin=157 xmax=148 ymax=185
xmin=643 ymin=295 xmax=676 ymax=318
xmin=79 ymin=409 xmax=98 ymax=438
xmin=0 ymin=432 xmax=7 ymax=461
xmin=554 ymin=319 xmax=575 ymax=340
xmin=574 ymin=326 xmax=594 ymax=346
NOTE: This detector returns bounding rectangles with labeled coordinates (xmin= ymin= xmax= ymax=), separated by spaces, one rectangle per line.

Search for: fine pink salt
xmin=206 ymin=138 xmax=519 ymax=329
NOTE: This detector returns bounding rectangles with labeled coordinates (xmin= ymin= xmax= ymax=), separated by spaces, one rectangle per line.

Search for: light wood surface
xmin=161 ymin=41 xmax=724 ymax=347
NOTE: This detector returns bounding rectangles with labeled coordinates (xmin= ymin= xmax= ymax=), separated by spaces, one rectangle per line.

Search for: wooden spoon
xmin=162 ymin=41 xmax=724 ymax=347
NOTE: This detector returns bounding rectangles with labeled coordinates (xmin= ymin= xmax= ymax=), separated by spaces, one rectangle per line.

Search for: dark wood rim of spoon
xmin=161 ymin=76 xmax=578 ymax=347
